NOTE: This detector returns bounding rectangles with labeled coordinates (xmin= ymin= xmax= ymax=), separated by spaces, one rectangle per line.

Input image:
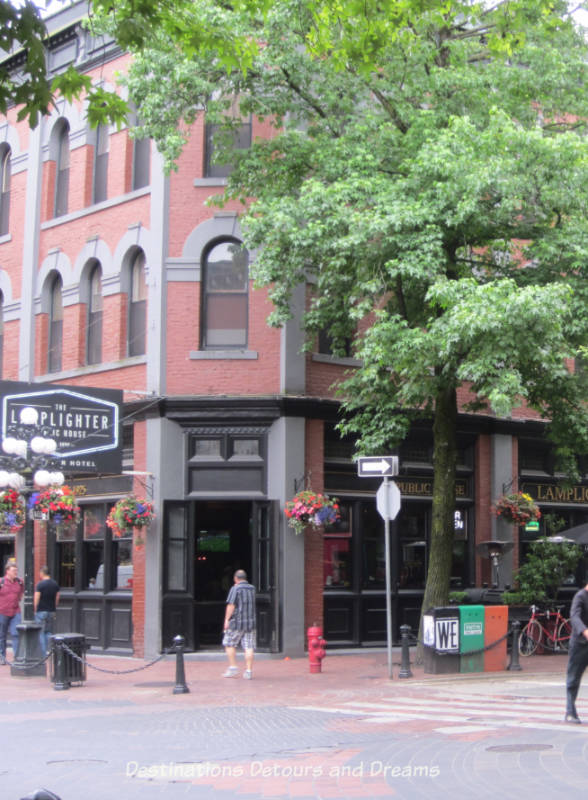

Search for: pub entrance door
xmin=162 ymin=500 xmax=278 ymax=651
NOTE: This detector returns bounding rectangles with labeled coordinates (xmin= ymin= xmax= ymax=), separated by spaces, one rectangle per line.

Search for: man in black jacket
xmin=565 ymin=582 xmax=588 ymax=723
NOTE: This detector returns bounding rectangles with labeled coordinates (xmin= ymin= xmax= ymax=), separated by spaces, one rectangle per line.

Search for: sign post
xmin=358 ymin=456 xmax=400 ymax=680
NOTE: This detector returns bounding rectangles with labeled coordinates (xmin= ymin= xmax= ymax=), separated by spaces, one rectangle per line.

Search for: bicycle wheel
xmin=519 ymin=619 xmax=542 ymax=656
xmin=556 ymin=618 xmax=572 ymax=653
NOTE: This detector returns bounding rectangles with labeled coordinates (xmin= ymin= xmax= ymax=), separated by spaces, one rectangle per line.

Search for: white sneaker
xmin=222 ymin=667 xmax=238 ymax=678
xmin=243 ymin=670 xmax=252 ymax=680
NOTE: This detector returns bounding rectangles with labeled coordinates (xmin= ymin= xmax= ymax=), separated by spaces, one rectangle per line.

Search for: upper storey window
xmin=48 ymin=275 xmax=63 ymax=373
xmin=128 ymin=250 xmax=147 ymax=357
xmin=86 ymin=262 xmax=103 ymax=365
xmin=54 ymin=121 xmax=70 ymax=218
xmin=0 ymin=145 xmax=11 ymax=235
xmin=201 ymin=240 xmax=249 ymax=349
xmin=93 ymin=123 xmax=109 ymax=204
xmin=204 ymin=111 xmax=251 ymax=179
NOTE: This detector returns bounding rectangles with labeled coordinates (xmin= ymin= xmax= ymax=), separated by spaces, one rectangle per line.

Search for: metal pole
xmin=398 ymin=624 xmax=413 ymax=678
xmin=507 ymin=620 xmax=522 ymax=671
xmin=173 ymin=634 xmax=190 ymax=694
xmin=383 ymin=477 xmax=393 ymax=680
xmin=11 ymin=480 xmax=44 ymax=677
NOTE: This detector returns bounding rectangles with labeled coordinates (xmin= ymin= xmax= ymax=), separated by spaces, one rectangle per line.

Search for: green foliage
xmin=104 ymin=0 xmax=588 ymax=614
xmin=503 ymin=537 xmax=583 ymax=606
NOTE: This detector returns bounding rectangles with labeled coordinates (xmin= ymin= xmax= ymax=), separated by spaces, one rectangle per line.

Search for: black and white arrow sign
xmin=357 ymin=456 xmax=399 ymax=477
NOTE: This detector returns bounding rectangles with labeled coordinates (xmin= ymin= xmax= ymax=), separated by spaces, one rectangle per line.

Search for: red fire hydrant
xmin=307 ymin=624 xmax=327 ymax=673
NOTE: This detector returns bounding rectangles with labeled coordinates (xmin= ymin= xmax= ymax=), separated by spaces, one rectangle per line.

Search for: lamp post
xmin=0 ymin=405 xmax=65 ymax=677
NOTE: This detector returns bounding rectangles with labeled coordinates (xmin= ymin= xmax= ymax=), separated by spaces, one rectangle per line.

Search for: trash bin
xmin=49 ymin=633 xmax=87 ymax=687
xmin=423 ymin=607 xmax=460 ymax=674
xmin=483 ymin=605 xmax=508 ymax=671
xmin=459 ymin=605 xmax=484 ymax=673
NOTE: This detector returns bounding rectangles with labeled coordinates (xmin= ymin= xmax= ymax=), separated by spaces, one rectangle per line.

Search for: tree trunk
xmin=416 ymin=383 xmax=458 ymax=656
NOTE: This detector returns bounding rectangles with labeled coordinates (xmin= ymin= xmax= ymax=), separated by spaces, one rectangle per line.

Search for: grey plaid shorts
xmin=222 ymin=628 xmax=256 ymax=650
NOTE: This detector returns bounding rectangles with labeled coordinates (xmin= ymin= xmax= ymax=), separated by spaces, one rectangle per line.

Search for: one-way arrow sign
xmin=357 ymin=456 xmax=399 ymax=477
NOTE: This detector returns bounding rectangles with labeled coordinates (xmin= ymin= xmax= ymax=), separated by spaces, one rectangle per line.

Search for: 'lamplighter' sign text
xmin=0 ymin=381 xmax=122 ymax=474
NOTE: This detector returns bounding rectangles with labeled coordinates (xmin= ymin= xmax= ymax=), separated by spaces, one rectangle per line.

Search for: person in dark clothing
xmin=0 ymin=559 xmax=23 ymax=663
xmin=34 ymin=566 xmax=60 ymax=656
xmin=565 ymin=582 xmax=588 ymax=723
xmin=222 ymin=569 xmax=256 ymax=679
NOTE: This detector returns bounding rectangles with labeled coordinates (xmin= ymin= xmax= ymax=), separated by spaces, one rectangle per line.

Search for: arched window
xmin=93 ymin=123 xmax=109 ymax=204
xmin=128 ymin=250 xmax=146 ymax=357
xmin=201 ymin=240 xmax=249 ymax=348
xmin=0 ymin=146 xmax=11 ymax=235
xmin=54 ymin=122 xmax=70 ymax=218
xmin=86 ymin=262 xmax=103 ymax=365
xmin=48 ymin=275 xmax=63 ymax=373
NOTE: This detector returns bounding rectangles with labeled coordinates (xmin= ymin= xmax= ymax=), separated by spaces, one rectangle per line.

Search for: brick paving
xmin=1 ymin=648 xmax=585 ymax=799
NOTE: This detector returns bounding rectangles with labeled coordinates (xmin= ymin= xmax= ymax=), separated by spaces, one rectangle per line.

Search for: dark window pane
xmin=205 ymin=295 xmax=247 ymax=347
xmin=87 ymin=265 xmax=102 ymax=364
xmin=93 ymin=124 xmax=109 ymax=204
xmin=115 ymin=538 xmax=133 ymax=590
xmin=129 ymin=251 xmax=146 ymax=356
xmin=48 ymin=276 xmax=63 ymax=373
xmin=133 ymin=136 xmax=150 ymax=190
xmin=202 ymin=241 xmax=248 ymax=349
xmin=54 ymin=123 xmax=70 ymax=218
xmin=57 ymin=541 xmax=75 ymax=588
xmin=0 ymin=147 xmax=11 ymax=235
xmin=204 ymin=119 xmax=251 ymax=178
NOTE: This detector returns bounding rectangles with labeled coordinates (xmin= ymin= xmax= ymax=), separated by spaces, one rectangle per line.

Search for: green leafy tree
xmin=0 ymin=1 xmax=127 ymax=127
xmin=105 ymin=0 xmax=588 ymax=619
xmin=502 ymin=537 xmax=583 ymax=606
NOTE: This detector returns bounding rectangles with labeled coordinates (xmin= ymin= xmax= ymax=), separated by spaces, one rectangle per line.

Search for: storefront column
xmin=268 ymin=416 xmax=306 ymax=656
xmin=491 ymin=433 xmax=515 ymax=587
xmin=143 ymin=416 xmax=184 ymax=657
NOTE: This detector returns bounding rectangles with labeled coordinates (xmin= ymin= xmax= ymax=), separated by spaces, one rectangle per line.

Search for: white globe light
xmin=0 ymin=470 xmax=10 ymax=487
xmin=30 ymin=436 xmax=47 ymax=454
xmin=8 ymin=473 xmax=25 ymax=491
xmin=19 ymin=407 xmax=39 ymax=425
xmin=49 ymin=471 xmax=64 ymax=486
xmin=15 ymin=440 xmax=28 ymax=458
xmin=2 ymin=437 xmax=18 ymax=455
xmin=44 ymin=438 xmax=57 ymax=454
xmin=34 ymin=470 xmax=51 ymax=487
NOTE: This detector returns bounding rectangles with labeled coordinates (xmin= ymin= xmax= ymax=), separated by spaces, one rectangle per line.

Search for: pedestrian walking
xmin=222 ymin=569 xmax=256 ymax=680
xmin=34 ymin=566 xmax=60 ymax=656
xmin=565 ymin=581 xmax=588 ymax=723
xmin=0 ymin=559 xmax=24 ymax=663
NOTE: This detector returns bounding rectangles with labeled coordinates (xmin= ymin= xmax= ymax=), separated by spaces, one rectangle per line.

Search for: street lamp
xmin=0 ymin=405 xmax=65 ymax=677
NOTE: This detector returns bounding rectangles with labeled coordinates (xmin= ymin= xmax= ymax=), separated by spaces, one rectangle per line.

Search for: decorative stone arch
xmin=73 ymin=237 xmax=113 ymax=299
xmin=182 ymin=213 xmax=244 ymax=262
xmin=112 ymin=224 xmax=154 ymax=295
xmin=0 ymin=269 xmax=15 ymax=308
xmin=36 ymin=250 xmax=74 ymax=313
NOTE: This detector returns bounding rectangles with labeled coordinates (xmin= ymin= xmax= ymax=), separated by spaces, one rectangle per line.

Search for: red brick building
xmin=0 ymin=3 xmax=586 ymax=657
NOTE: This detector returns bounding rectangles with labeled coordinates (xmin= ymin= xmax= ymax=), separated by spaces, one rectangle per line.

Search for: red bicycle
xmin=519 ymin=605 xmax=572 ymax=656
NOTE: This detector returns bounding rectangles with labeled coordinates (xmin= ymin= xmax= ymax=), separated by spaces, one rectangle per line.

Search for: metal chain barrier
xmin=5 ymin=649 xmax=53 ymax=670
xmin=59 ymin=641 xmax=172 ymax=674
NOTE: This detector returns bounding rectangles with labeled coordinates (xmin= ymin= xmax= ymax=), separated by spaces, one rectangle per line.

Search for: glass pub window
xmin=202 ymin=240 xmax=248 ymax=348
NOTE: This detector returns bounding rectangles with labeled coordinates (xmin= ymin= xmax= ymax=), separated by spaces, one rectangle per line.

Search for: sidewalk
xmin=0 ymin=646 xmax=569 ymax=709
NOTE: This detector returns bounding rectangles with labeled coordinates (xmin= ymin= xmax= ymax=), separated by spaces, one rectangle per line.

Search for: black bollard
xmin=173 ymin=634 xmax=190 ymax=694
xmin=52 ymin=636 xmax=70 ymax=691
xmin=507 ymin=620 xmax=523 ymax=671
xmin=398 ymin=624 xmax=414 ymax=679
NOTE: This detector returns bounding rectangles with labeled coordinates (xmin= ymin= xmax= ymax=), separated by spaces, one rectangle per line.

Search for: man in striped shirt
xmin=222 ymin=569 xmax=256 ymax=680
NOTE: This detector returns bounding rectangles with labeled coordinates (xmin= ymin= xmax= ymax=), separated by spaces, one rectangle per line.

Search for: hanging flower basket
xmin=29 ymin=485 xmax=81 ymax=525
xmin=492 ymin=492 xmax=541 ymax=526
xmin=284 ymin=489 xmax=340 ymax=535
xmin=0 ymin=488 xmax=25 ymax=533
xmin=106 ymin=496 xmax=155 ymax=539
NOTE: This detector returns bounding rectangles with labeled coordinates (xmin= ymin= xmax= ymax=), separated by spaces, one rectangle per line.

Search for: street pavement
xmin=1 ymin=647 xmax=586 ymax=800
